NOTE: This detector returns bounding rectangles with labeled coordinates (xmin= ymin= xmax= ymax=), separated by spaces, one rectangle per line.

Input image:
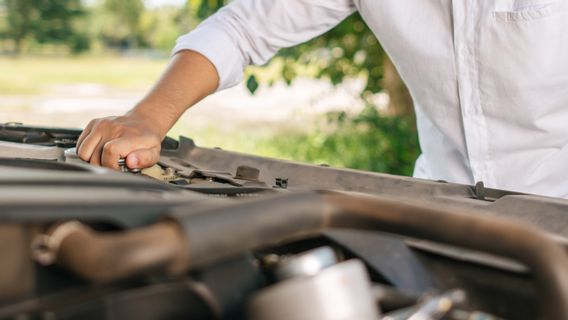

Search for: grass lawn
xmin=0 ymin=55 xmax=167 ymax=95
xmin=0 ymin=55 xmax=413 ymax=175
xmin=0 ymin=54 xmax=325 ymax=166
xmin=168 ymin=123 xmax=304 ymax=162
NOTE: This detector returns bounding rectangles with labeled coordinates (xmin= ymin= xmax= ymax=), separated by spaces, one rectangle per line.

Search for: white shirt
xmin=173 ymin=0 xmax=568 ymax=198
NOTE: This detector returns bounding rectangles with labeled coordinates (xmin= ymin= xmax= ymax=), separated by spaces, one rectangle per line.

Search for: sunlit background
xmin=0 ymin=0 xmax=419 ymax=175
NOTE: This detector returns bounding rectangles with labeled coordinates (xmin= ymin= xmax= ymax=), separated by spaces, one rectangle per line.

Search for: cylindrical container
xmin=248 ymin=259 xmax=380 ymax=320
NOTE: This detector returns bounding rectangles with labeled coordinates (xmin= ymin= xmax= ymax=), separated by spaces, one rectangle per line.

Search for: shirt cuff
xmin=172 ymin=24 xmax=246 ymax=91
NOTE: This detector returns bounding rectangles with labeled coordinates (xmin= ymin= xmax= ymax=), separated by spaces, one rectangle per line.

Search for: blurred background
xmin=0 ymin=0 xmax=419 ymax=176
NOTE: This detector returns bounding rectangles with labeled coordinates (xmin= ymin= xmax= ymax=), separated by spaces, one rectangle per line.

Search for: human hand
xmin=75 ymin=50 xmax=219 ymax=170
xmin=76 ymin=112 xmax=163 ymax=170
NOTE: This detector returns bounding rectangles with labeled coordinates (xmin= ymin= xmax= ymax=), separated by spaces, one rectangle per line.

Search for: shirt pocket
xmin=493 ymin=0 xmax=568 ymax=22
xmin=478 ymin=0 xmax=568 ymax=153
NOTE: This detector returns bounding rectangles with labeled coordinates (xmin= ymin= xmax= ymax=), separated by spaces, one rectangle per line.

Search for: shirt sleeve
xmin=172 ymin=0 xmax=356 ymax=91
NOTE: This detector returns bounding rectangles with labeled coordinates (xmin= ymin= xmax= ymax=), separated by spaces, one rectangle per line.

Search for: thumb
xmin=126 ymin=147 xmax=161 ymax=169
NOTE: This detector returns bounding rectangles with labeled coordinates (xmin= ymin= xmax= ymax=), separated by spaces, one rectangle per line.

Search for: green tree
xmin=188 ymin=0 xmax=414 ymax=122
xmin=1 ymin=0 xmax=87 ymax=54
xmin=187 ymin=0 xmax=418 ymax=174
xmin=98 ymin=0 xmax=144 ymax=49
xmin=262 ymin=105 xmax=419 ymax=176
xmin=2 ymin=0 xmax=33 ymax=54
xmin=188 ymin=0 xmax=225 ymax=20
xmin=32 ymin=0 xmax=88 ymax=52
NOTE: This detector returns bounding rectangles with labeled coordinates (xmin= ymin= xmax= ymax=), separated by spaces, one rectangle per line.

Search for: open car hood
xmin=1 ymin=122 xmax=568 ymax=320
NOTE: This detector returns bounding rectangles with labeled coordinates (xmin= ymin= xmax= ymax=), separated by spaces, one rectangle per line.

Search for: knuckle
xmin=99 ymin=117 xmax=112 ymax=124
xmin=110 ymin=124 xmax=126 ymax=136
xmin=77 ymin=149 xmax=89 ymax=161
xmin=94 ymin=117 xmax=113 ymax=129
xmin=103 ymin=142 xmax=118 ymax=155
xmin=91 ymin=120 xmax=103 ymax=130
xmin=84 ymin=119 xmax=97 ymax=128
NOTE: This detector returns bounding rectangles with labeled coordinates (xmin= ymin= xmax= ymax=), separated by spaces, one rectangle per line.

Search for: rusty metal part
xmin=0 ymin=225 xmax=35 ymax=300
xmin=33 ymin=191 xmax=568 ymax=319
xmin=32 ymin=221 xmax=85 ymax=265
xmin=141 ymin=165 xmax=178 ymax=182
xmin=32 ymin=221 xmax=189 ymax=283
xmin=176 ymin=192 xmax=568 ymax=319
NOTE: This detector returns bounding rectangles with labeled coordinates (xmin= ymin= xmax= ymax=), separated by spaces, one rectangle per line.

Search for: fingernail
xmin=129 ymin=156 xmax=139 ymax=168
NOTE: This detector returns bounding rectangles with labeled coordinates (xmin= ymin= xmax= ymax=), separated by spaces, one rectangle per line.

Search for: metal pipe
xmin=325 ymin=193 xmax=568 ymax=320
xmin=178 ymin=191 xmax=568 ymax=319
xmin=34 ymin=191 xmax=568 ymax=319
xmin=34 ymin=221 xmax=188 ymax=283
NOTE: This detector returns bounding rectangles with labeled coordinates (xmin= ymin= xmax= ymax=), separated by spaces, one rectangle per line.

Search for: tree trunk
xmin=381 ymin=55 xmax=415 ymax=128
xmin=5 ymin=0 xmax=32 ymax=56
xmin=13 ymin=37 xmax=23 ymax=55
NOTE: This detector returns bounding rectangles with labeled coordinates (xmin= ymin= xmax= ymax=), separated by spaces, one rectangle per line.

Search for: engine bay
xmin=1 ymin=122 xmax=568 ymax=320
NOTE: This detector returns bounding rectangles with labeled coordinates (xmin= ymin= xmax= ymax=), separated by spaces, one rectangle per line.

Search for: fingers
xmin=126 ymin=147 xmax=161 ymax=169
xmin=100 ymin=140 xmax=123 ymax=170
xmin=89 ymin=141 xmax=105 ymax=167
xmin=76 ymin=120 xmax=96 ymax=150
xmin=77 ymin=131 xmax=102 ymax=163
xmin=76 ymin=115 xmax=163 ymax=170
xmin=100 ymin=136 xmax=161 ymax=169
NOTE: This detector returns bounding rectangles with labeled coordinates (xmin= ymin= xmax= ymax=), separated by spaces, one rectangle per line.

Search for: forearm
xmin=78 ymin=0 xmax=354 ymax=170
xmin=76 ymin=50 xmax=218 ymax=169
xmin=130 ymin=50 xmax=220 ymax=137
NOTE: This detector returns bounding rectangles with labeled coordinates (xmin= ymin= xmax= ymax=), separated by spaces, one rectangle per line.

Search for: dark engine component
xmin=1 ymin=123 xmax=568 ymax=320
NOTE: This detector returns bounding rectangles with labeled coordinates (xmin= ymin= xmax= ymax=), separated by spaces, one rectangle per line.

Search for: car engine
xmin=1 ymin=122 xmax=568 ymax=320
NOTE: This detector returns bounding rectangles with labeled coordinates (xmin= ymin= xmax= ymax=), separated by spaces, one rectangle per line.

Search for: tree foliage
xmin=188 ymin=1 xmax=382 ymax=92
xmin=262 ymin=105 xmax=419 ymax=175
xmin=1 ymin=0 xmax=87 ymax=53
xmin=279 ymin=14 xmax=384 ymax=95
xmin=95 ymin=0 xmax=145 ymax=49
xmin=0 ymin=0 xmax=419 ymax=174
xmin=187 ymin=1 xmax=412 ymax=118
xmin=187 ymin=0 xmax=418 ymax=174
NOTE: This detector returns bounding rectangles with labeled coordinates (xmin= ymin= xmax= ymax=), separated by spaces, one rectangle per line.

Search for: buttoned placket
xmin=451 ymin=0 xmax=494 ymax=186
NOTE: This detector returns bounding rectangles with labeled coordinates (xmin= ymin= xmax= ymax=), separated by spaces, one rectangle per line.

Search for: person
xmin=76 ymin=0 xmax=568 ymax=198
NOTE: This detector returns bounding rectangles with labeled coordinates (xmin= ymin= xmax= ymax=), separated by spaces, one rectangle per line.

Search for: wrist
xmin=127 ymin=103 xmax=174 ymax=139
